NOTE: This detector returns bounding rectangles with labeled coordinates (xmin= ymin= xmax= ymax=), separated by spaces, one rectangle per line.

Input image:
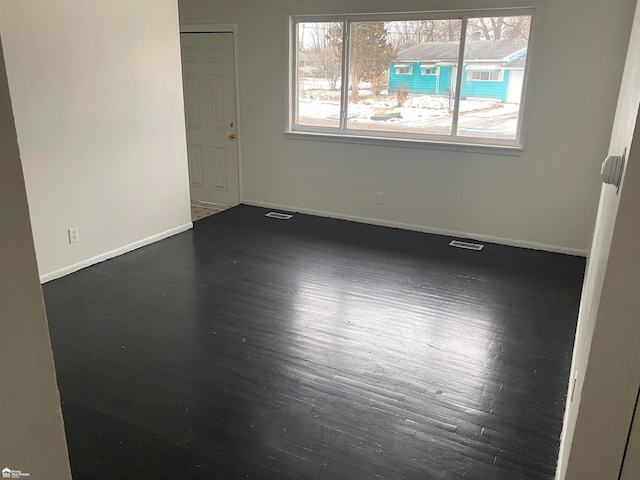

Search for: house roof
xmin=397 ymin=39 xmax=527 ymax=63
xmin=504 ymin=56 xmax=527 ymax=68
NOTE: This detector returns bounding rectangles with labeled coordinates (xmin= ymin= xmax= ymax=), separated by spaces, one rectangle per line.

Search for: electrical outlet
xmin=68 ymin=227 xmax=79 ymax=244
xmin=376 ymin=192 xmax=384 ymax=205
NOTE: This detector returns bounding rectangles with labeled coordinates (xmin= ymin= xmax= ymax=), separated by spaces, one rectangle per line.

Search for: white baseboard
xmin=242 ymin=200 xmax=588 ymax=257
xmin=39 ymin=222 xmax=193 ymax=283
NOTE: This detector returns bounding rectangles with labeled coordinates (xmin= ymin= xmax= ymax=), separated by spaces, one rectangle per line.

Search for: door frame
xmin=179 ymin=24 xmax=243 ymax=203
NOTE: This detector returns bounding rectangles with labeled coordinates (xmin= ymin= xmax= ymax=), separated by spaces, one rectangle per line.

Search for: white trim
xmin=515 ymin=3 xmax=541 ymax=149
xmin=288 ymin=118 xmax=522 ymax=147
xmin=179 ymin=24 xmax=244 ymax=203
xmin=285 ymin=130 xmax=524 ymax=155
xmin=39 ymin=223 xmax=193 ymax=283
xmin=395 ymin=64 xmax=413 ymax=74
xmin=287 ymin=6 xmax=541 ymax=22
xmin=241 ymin=200 xmax=587 ymax=257
xmin=501 ymin=47 xmax=528 ymax=63
xmin=289 ymin=8 xmax=537 ymax=148
xmin=467 ymin=70 xmax=504 ymax=81
xmin=340 ymin=20 xmax=351 ymax=129
xmin=180 ymin=24 xmax=236 ymax=33
xmin=466 ymin=63 xmax=503 ymax=72
xmin=420 ymin=65 xmax=438 ymax=75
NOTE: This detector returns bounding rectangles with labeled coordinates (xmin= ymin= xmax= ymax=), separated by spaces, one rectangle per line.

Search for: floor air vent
xmin=449 ymin=240 xmax=484 ymax=251
xmin=265 ymin=212 xmax=293 ymax=220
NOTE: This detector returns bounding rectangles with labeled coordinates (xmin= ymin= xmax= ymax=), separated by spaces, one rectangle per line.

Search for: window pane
xmin=458 ymin=15 xmax=531 ymax=140
xmin=295 ymin=22 xmax=343 ymax=128
xmin=345 ymin=19 xmax=461 ymax=137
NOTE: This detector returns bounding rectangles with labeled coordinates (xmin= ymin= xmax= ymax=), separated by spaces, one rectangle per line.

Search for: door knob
xmin=601 ymin=147 xmax=626 ymax=192
xmin=228 ymin=134 xmax=236 ymax=140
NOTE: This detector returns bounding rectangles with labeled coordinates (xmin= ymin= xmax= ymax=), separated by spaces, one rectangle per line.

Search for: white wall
xmin=179 ymin=0 xmax=636 ymax=255
xmin=0 ymin=33 xmax=72 ymax=480
xmin=0 ymin=0 xmax=192 ymax=281
xmin=557 ymin=0 xmax=640 ymax=475
xmin=621 ymin=393 xmax=640 ymax=478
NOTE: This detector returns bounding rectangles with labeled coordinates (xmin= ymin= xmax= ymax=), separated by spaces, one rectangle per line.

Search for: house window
xmin=468 ymin=71 xmax=502 ymax=81
xmin=290 ymin=9 xmax=535 ymax=147
xmin=395 ymin=64 xmax=413 ymax=75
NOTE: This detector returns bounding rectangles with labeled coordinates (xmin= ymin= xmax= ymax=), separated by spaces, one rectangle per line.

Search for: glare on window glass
xmin=458 ymin=15 xmax=531 ymax=140
xmin=295 ymin=22 xmax=343 ymax=128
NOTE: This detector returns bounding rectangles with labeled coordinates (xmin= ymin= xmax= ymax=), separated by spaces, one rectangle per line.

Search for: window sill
xmin=284 ymin=130 xmax=524 ymax=156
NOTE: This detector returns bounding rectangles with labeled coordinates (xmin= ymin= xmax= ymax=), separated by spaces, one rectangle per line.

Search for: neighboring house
xmin=298 ymin=52 xmax=312 ymax=68
xmin=298 ymin=52 xmax=326 ymax=79
xmin=389 ymin=40 xmax=527 ymax=103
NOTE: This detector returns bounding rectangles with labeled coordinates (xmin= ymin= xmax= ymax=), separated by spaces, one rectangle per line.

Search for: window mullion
xmin=292 ymin=20 xmax=300 ymax=128
xmin=451 ymin=18 xmax=467 ymax=139
xmin=339 ymin=20 xmax=351 ymax=132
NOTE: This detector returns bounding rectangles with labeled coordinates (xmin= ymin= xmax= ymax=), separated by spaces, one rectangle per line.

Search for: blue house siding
xmin=389 ymin=62 xmax=453 ymax=95
xmin=438 ymin=67 xmax=453 ymax=95
xmin=461 ymin=68 xmax=511 ymax=103
xmin=390 ymin=62 xmax=511 ymax=102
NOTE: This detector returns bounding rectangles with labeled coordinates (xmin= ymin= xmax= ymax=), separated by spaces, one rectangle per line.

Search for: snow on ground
xmin=297 ymin=78 xmax=521 ymax=138
xmin=298 ymin=98 xmax=341 ymax=120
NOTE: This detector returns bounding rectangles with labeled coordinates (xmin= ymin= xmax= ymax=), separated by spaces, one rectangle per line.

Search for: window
xmin=290 ymin=9 xmax=535 ymax=147
xmin=468 ymin=71 xmax=503 ymax=81
xmin=395 ymin=64 xmax=413 ymax=75
xmin=420 ymin=65 xmax=438 ymax=76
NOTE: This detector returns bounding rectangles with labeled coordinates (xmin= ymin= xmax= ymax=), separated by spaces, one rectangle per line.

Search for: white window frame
xmin=395 ymin=64 xmax=413 ymax=75
xmin=420 ymin=65 xmax=438 ymax=76
xmin=288 ymin=7 xmax=538 ymax=150
xmin=467 ymin=70 xmax=504 ymax=82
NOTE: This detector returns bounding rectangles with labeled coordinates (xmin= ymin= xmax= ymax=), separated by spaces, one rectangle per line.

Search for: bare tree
xmin=307 ymin=23 xmax=342 ymax=90
xmin=384 ymin=16 xmax=529 ymax=52
xmin=386 ymin=20 xmax=462 ymax=51
xmin=467 ymin=16 xmax=531 ymax=42
xmin=500 ymin=16 xmax=532 ymax=41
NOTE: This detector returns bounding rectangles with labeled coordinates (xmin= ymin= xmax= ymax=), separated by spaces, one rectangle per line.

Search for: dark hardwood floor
xmin=43 ymin=205 xmax=585 ymax=480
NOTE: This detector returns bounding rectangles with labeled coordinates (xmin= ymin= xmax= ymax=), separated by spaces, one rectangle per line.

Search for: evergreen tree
xmin=328 ymin=22 xmax=395 ymax=102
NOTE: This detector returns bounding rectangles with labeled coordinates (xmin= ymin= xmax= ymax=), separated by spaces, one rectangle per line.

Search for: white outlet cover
xmin=68 ymin=228 xmax=79 ymax=243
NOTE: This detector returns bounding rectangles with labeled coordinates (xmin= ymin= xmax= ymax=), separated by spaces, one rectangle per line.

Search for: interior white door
xmin=180 ymin=32 xmax=239 ymax=206
xmin=558 ymin=1 xmax=640 ymax=478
